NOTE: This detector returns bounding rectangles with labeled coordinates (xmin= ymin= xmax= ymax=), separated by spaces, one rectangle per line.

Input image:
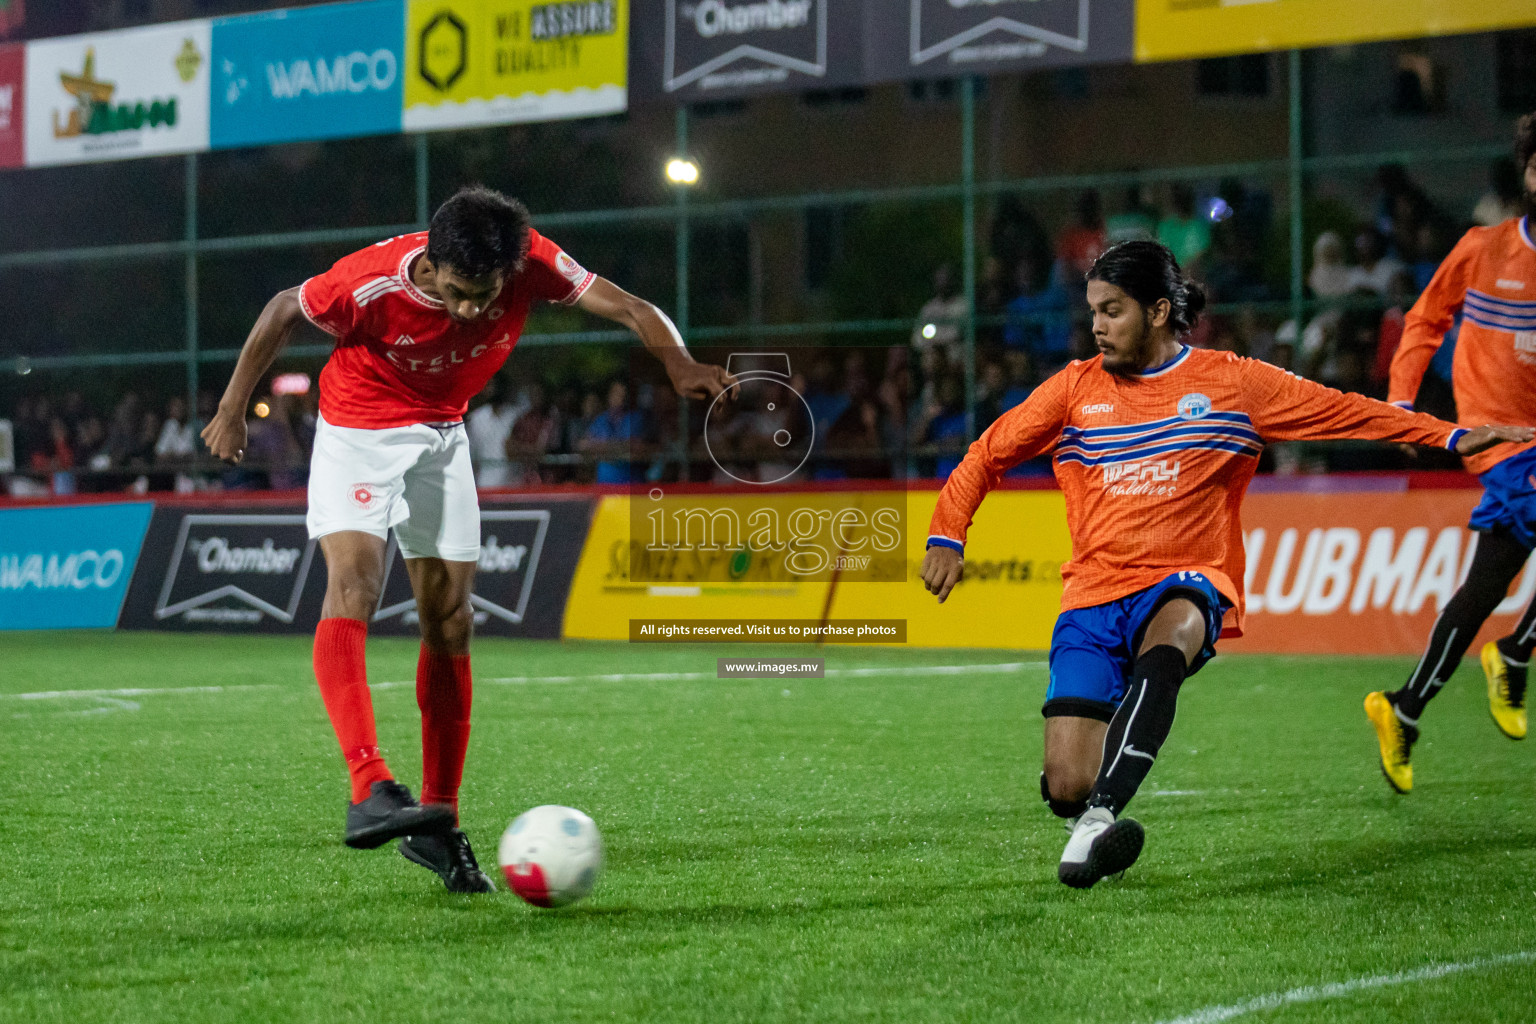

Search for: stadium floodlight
xmin=665 ymin=157 xmax=700 ymax=186
xmin=921 ymin=324 xmax=938 ymax=340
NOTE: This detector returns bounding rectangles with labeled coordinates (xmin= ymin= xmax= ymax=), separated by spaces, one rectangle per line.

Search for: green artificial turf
xmin=1 ymin=632 xmax=1532 ymax=1023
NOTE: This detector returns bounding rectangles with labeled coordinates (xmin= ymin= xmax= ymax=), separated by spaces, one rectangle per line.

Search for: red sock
xmin=417 ymin=646 xmax=472 ymax=821
xmin=313 ymin=617 xmax=392 ymax=803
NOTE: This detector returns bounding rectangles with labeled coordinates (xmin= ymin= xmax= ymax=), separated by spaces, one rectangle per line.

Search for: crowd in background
xmin=3 ymin=157 xmax=1522 ymax=495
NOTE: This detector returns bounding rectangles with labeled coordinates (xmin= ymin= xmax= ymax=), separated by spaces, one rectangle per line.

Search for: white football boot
xmin=1057 ymin=806 xmax=1145 ymax=889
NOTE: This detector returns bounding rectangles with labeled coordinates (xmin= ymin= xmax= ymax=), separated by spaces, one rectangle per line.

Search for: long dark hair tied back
xmin=1086 ymin=240 xmax=1207 ymax=334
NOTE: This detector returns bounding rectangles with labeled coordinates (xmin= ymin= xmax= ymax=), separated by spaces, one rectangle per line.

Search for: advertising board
xmin=403 ymin=0 xmax=627 ymax=132
xmin=0 ymin=43 xmax=22 ymax=168
xmin=1135 ymin=0 xmax=1536 ymax=63
xmin=0 ymin=502 xmax=154 ymax=630
xmin=630 ymin=0 xmax=863 ymax=101
xmin=117 ymin=497 xmax=592 ymax=639
xmin=864 ymin=0 xmax=1132 ymax=84
xmin=25 ymin=20 xmax=211 ymax=166
xmin=211 ymin=0 xmax=404 ymax=149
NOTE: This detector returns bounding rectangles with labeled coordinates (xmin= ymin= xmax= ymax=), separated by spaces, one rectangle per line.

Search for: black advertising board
xmin=119 ymin=497 xmax=593 ymax=639
xmin=863 ymin=0 xmax=1133 ymax=84
xmin=630 ymin=0 xmax=865 ymax=102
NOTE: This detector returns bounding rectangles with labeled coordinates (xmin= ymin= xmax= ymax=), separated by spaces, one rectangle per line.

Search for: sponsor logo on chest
xmin=1101 ymin=458 xmax=1180 ymax=496
xmin=384 ymin=332 xmax=513 ymax=373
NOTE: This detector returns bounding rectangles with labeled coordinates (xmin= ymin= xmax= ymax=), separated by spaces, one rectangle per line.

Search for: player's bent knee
xmin=420 ymin=601 xmax=474 ymax=652
xmin=1041 ymin=762 xmax=1093 ymax=805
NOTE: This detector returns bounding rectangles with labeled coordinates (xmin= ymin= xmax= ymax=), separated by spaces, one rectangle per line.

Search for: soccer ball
xmin=498 ymin=805 xmax=603 ymax=907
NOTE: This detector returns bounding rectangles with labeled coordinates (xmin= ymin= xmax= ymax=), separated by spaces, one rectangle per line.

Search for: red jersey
xmin=1388 ymin=216 xmax=1536 ymax=474
xmin=299 ymin=229 xmax=596 ymax=429
xmin=929 ymin=347 xmax=1462 ymax=635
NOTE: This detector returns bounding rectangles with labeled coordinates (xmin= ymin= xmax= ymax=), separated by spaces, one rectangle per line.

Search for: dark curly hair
xmin=426 ymin=185 xmax=532 ymax=279
xmin=1086 ymin=240 xmax=1208 ymax=335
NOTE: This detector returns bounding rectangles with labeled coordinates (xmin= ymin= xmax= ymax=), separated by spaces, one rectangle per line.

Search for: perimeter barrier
xmin=5 ymin=475 xmax=1532 ymax=656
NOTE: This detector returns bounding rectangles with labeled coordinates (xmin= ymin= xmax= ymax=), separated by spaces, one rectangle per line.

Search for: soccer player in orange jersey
xmin=1365 ymin=113 xmax=1536 ymax=793
xmin=202 ymin=186 xmax=732 ymax=892
xmin=919 ymin=240 xmax=1530 ymax=889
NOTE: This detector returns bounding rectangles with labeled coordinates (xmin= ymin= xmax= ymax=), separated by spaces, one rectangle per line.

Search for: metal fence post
xmin=416 ymin=134 xmax=431 ymax=229
xmin=185 ymin=152 xmax=200 ymax=433
xmin=1288 ymin=50 xmax=1304 ymax=336
xmin=961 ymin=76 xmax=978 ymax=443
xmin=674 ymin=104 xmax=692 ymax=477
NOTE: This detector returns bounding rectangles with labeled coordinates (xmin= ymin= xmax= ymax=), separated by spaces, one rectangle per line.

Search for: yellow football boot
xmin=1481 ymin=641 xmax=1528 ymax=740
xmin=1364 ymin=691 xmax=1417 ymax=794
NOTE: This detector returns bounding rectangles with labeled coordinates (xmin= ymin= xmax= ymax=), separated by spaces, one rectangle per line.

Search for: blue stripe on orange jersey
xmin=1056 ymin=438 xmax=1263 ymax=468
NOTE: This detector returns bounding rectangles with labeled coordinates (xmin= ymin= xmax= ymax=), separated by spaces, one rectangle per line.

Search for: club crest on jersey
xmin=348 ymin=483 xmax=381 ymax=508
xmin=1177 ymin=393 xmax=1212 ymax=420
xmin=555 ymin=251 xmax=587 ymax=284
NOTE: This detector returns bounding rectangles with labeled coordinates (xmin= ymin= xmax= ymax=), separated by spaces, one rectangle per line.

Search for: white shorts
xmin=307 ymin=415 xmax=481 ymax=561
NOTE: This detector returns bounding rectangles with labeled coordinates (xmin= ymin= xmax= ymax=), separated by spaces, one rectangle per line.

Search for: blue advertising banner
xmin=211 ymin=0 xmax=403 ymax=150
xmin=0 ymin=502 xmax=153 ymax=629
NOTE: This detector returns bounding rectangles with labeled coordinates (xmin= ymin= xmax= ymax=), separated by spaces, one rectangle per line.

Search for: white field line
xmin=1152 ymin=951 xmax=1536 ymax=1024
xmin=2 ymin=684 xmax=278 ymax=701
xmin=371 ymin=661 xmax=1047 ymax=690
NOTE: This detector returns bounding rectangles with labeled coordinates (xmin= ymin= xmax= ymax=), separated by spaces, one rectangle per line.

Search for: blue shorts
xmin=1044 ymin=572 xmax=1229 ymax=722
xmin=1469 ymin=448 xmax=1536 ymax=551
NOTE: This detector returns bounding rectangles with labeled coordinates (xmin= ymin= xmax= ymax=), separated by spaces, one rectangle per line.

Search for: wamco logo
xmin=264 ymin=50 xmax=398 ymax=100
xmin=0 ymin=550 xmax=125 ymax=591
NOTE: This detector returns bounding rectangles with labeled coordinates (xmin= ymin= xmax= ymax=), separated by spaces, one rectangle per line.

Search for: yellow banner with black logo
xmin=1135 ymin=0 xmax=1536 ymax=62
xmin=404 ymin=0 xmax=626 ymax=131
xmin=562 ymin=489 xmax=1071 ymax=649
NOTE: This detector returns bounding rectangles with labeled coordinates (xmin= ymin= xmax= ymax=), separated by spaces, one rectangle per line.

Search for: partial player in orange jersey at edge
xmin=1364 ymin=111 xmax=1536 ymax=795
xmin=919 ymin=240 xmax=1531 ymax=889
xmin=201 ymin=186 xmax=734 ymax=893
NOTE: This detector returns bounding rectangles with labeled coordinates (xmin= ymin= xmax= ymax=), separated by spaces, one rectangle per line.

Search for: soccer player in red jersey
xmin=202 ymin=186 xmax=732 ymax=892
xmin=919 ymin=240 xmax=1529 ymax=889
xmin=1364 ymin=113 xmax=1536 ymax=793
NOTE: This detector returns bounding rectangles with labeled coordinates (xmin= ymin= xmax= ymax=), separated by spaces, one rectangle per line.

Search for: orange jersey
xmin=929 ymin=347 xmax=1461 ymax=636
xmin=1389 ymin=216 xmax=1536 ymax=475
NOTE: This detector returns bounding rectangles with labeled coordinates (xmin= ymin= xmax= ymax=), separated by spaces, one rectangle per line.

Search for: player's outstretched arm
xmin=1241 ymin=357 xmax=1529 ymax=452
xmin=576 ymin=277 xmax=735 ymax=399
xmin=200 ymin=287 xmax=305 ymax=463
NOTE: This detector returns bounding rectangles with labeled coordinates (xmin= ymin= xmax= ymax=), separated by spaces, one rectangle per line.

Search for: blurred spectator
xmin=1001 ymin=349 xmax=1035 ymax=409
xmin=155 ymin=395 xmax=196 ymax=463
xmin=1372 ymin=270 xmax=1418 ymax=392
xmin=1003 ymin=255 xmax=1073 ymax=372
xmin=1056 ymin=190 xmax=1107 ymax=280
xmin=29 ymin=416 xmax=75 ymax=474
xmin=75 ymin=415 xmax=109 ymax=472
xmin=105 ymin=393 xmax=143 ymax=468
xmin=803 ymin=355 xmax=852 ymax=440
xmin=1206 ymin=179 xmax=1272 ymax=301
xmin=989 ymin=195 xmax=1049 ymax=280
xmin=823 ymin=397 xmax=887 ymax=480
xmin=976 ymin=359 xmax=1009 ymax=429
xmin=1473 ymin=157 xmax=1525 ymax=227
xmin=466 ymin=376 xmax=525 ymax=487
xmin=1347 ymin=227 xmax=1406 ymax=298
xmin=1157 ymin=184 xmax=1211 ymax=277
xmin=563 ymin=390 xmax=603 ymax=458
xmin=244 ymin=395 xmax=303 ymax=490
xmin=1409 ymin=223 xmax=1445 ymax=291
xmin=506 ymin=382 xmax=558 ymax=486
xmin=911 ymin=374 xmax=968 ymax=479
xmin=1307 ymin=231 xmax=1355 ymax=300
xmin=581 ymin=380 xmax=642 ymax=484
xmin=912 ymin=263 xmax=967 ymax=359
xmin=1105 ymin=185 xmax=1158 ymax=245
xmin=877 ymin=349 xmax=911 ymax=479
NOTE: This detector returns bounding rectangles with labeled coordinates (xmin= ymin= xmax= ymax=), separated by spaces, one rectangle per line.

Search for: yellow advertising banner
xmin=404 ymin=0 xmax=626 ymax=131
xmin=563 ymin=489 xmax=1071 ymax=649
xmin=1135 ymin=0 xmax=1536 ymax=63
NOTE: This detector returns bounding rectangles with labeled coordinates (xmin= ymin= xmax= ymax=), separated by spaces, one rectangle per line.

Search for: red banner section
xmin=1230 ymin=489 xmax=1536 ymax=655
xmin=0 ymin=43 xmax=22 ymax=169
